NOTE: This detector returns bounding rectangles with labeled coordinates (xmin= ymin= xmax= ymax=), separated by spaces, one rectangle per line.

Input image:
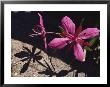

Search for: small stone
xmin=73 ymin=70 xmax=77 ymax=77
xmin=93 ymin=57 xmax=96 ymax=60
xmin=33 ymin=74 xmax=36 ymax=77
xmin=78 ymin=72 xmax=85 ymax=77
xmin=14 ymin=72 xmax=18 ymax=76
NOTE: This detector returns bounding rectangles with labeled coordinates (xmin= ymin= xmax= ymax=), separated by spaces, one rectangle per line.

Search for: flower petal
xmin=48 ymin=38 xmax=70 ymax=49
xmin=61 ymin=16 xmax=75 ymax=35
xmin=38 ymin=13 xmax=44 ymax=27
xmin=79 ymin=28 xmax=100 ymax=39
xmin=74 ymin=43 xmax=85 ymax=62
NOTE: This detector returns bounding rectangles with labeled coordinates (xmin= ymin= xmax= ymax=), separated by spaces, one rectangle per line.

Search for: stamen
xmin=60 ymin=31 xmax=68 ymax=37
xmin=32 ymin=29 xmax=38 ymax=33
xmin=76 ymin=39 xmax=84 ymax=44
xmin=29 ymin=33 xmax=42 ymax=37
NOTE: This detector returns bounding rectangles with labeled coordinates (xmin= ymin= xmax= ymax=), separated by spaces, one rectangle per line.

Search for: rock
xmin=11 ymin=39 xmax=73 ymax=77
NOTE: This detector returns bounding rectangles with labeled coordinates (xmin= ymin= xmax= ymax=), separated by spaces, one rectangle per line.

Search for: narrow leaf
xmin=84 ymin=46 xmax=92 ymax=51
xmin=80 ymin=18 xmax=85 ymax=25
xmin=59 ymin=26 xmax=64 ymax=32
xmin=89 ymin=38 xmax=97 ymax=46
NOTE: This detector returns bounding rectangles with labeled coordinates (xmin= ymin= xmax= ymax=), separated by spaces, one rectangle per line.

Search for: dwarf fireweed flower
xmin=30 ymin=13 xmax=60 ymax=51
xmin=48 ymin=16 xmax=100 ymax=62
xmin=30 ymin=13 xmax=47 ymax=50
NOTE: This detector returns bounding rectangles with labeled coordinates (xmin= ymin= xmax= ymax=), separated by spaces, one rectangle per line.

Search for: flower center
xmin=61 ymin=31 xmax=91 ymax=47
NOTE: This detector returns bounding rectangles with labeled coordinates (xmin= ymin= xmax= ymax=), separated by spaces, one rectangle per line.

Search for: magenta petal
xmin=61 ymin=16 xmax=75 ymax=35
xmin=48 ymin=38 xmax=70 ymax=49
xmin=38 ymin=13 xmax=44 ymax=28
xmin=74 ymin=43 xmax=85 ymax=62
xmin=79 ymin=28 xmax=100 ymax=39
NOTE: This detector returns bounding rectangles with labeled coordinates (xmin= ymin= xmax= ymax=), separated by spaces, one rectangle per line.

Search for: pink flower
xmin=48 ymin=16 xmax=100 ymax=62
xmin=30 ymin=13 xmax=47 ymax=50
xmin=38 ymin=13 xmax=47 ymax=50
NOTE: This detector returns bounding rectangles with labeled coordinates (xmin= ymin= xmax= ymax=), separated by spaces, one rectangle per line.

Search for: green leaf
xmin=89 ymin=38 xmax=97 ymax=47
xmin=80 ymin=18 xmax=85 ymax=25
xmin=84 ymin=46 xmax=92 ymax=51
xmin=59 ymin=26 xmax=64 ymax=32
